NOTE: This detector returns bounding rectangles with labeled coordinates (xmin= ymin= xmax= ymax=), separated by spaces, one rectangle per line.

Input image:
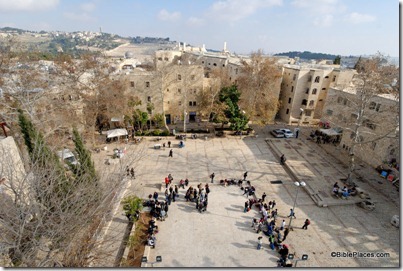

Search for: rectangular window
xmin=286 ymin=109 xmax=289 ymax=114
xmin=306 ymin=88 xmax=309 ymax=94
xmin=288 ymin=98 xmax=291 ymax=104
xmin=145 ymin=82 xmax=150 ymax=87
xmin=193 ymin=101 xmax=197 ymax=106
xmin=130 ymin=81 xmax=135 ymax=87
xmin=291 ymin=86 xmax=294 ymax=92
xmin=147 ymin=96 xmax=151 ymax=102
xmin=189 ymin=101 xmax=192 ymax=106
xmin=178 ymin=89 xmax=181 ymax=93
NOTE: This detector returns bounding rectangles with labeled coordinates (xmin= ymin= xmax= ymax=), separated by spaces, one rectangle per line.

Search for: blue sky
xmin=0 ymin=0 xmax=399 ymax=57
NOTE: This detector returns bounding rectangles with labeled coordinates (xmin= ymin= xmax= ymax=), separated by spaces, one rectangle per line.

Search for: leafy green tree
xmin=132 ymin=109 xmax=149 ymax=132
xmin=152 ymin=113 xmax=165 ymax=128
xmin=122 ymin=195 xmax=143 ymax=222
xmin=72 ymin=128 xmax=98 ymax=184
xmin=333 ymin=55 xmax=341 ymax=65
xmin=218 ymin=85 xmax=249 ymax=131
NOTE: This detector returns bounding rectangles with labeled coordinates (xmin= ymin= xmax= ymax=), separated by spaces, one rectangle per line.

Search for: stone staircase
xmin=265 ymin=139 xmax=365 ymax=207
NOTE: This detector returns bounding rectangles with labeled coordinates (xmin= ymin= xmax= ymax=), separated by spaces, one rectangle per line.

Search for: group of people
xmin=185 ymin=183 xmax=211 ymax=213
xmin=332 ymin=182 xmax=357 ymax=199
xmin=125 ymin=166 xmax=135 ymax=179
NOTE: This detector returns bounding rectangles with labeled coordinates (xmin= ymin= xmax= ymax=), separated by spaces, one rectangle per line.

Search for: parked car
xmin=280 ymin=129 xmax=294 ymax=138
xmin=57 ymin=149 xmax=78 ymax=166
xmin=271 ymin=129 xmax=285 ymax=138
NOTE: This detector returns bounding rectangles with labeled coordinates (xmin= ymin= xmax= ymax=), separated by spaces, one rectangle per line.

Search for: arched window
xmin=309 ymin=100 xmax=314 ymax=106
xmin=305 ymin=88 xmax=309 ymax=94
xmin=314 ymin=76 xmax=320 ymax=83
xmin=301 ymin=99 xmax=307 ymax=106
xmin=312 ymin=88 xmax=317 ymax=94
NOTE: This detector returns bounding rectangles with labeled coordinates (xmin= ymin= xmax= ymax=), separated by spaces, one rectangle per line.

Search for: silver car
xmin=271 ymin=129 xmax=285 ymax=138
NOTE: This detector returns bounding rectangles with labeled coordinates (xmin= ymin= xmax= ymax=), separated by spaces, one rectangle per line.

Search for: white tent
xmin=319 ymin=128 xmax=342 ymax=136
xmin=107 ymin=128 xmax=128 ymax=138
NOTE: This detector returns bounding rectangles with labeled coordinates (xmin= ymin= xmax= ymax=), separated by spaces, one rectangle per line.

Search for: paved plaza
xmin=91 ymin=126 xmax=399 ymax=268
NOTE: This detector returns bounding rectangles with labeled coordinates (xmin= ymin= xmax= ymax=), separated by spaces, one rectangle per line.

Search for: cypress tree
xmin=72 ymin=128 xmax=98 ymax=183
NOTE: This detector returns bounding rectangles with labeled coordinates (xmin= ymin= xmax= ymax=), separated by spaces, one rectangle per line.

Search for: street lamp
xmin=287 ymin=181 xmax=306 ymax=230
xmin=142 ymin=256 xmax=162 ymax=267
xmin=183 ymin=110 xmax=187 ymax=133
xmin=288 ymin=253 xmax=308 ymax=267
xmin=298 ymin=108 xmax=304 ymax=127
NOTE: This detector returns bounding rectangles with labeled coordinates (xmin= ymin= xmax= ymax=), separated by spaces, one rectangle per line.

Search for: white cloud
xmin=64 ymin=12 xmax=96 ymax=23
xmin=344 ymin=12 xmax=376 ymax=24
xmin=187 ymin=17 xmax=204 ymax=26
xmin=0 ymin=0 xmax=59 ymax=12
xmin=313 ymin=14 xmax=334 ymax=27
xmin=157 ymin=9 xmax=181 ymax=22
xmin=208 ymin=0 xmax=283 ymax=22
xmin=80 ymin=2 xmax=96 ymax=12
xmin=291 ymin=0 xmax=341 ymax=14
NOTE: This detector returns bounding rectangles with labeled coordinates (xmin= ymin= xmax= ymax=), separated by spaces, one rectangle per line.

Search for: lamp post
xmin=183 ymin=110 xmax=187 ymax=133
xmin=142 ymin=256 xmax=162 ymax=267
xmin=288 ymin=181 xmax=306 ymax=230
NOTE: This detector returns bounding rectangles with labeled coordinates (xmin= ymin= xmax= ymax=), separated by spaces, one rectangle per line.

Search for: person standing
xmin=302 ymin=219 xmax=310 ymax=230
xmin=272 ymin=200 xmax=276 ymax=210
xmin=168 ymin=141 xmax=171 ymax=148
xmin=169 ymin=149 xmax=173 ymax=157
xmin=280 ymin=219 xmax=286 ymax=231
xmin=172 ymin=191 xmax=176 ymax=202
xmin=283 ymin=228 xmax=290 ymax=241
xmin=295 ymin=129 xmax=299 ymax=139
xmin=257 ymin=236 xmax=263 ymax=250
xmin=210 ymin=172 xmax=215 ymax=183
xmin=130 ymin=168 xmax=135 ymax=179
xmin=174 ymin=185 xmax=179 ymax=198
xmin=243 ymin=171 xmax=248 ymax=181
xmin=261 ymin=192 xmax=267 ymax=202
xmin=153 ymin=191 xmax=159 ymax=201
xmin=244 ymin=201 xmax=249 ymax=213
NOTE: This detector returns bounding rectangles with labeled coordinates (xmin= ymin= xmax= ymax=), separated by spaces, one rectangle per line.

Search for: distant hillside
xmin=274 ymin=51 xmax=339 ymax=60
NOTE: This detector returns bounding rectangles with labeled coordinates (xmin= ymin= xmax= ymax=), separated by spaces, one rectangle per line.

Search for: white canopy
xmin=319 ymin=128 xmax=342 ymax=136
xmin=107 ymin=128 xmax=128 ymax=138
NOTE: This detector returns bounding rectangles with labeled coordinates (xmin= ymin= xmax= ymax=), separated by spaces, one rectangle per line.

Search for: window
xmin=301 ymin=99 xmax=307 ymax=106
xmin=325 ymin=76 xmax=329 ymax=79
xmin=167 ymin=88 xmax=169 ymax=92
xmin=312 ymin=88 xmax=317 ymax=95
xmin=158 ymin=57 xmax=162 ymax=61
xmin=189 ymin=101 xmax=193 ymax=106
xmin=178 ymin=88 xmax=181 ymax=93
xmin=305 ymin=110 xmax=312 ymax=116
xmin=291 ymin=86 xmax=294 ymax=92
xmin=333 ymin=75 xmax=336 ymax=82
xmin=314 ymin=76 xmax=320 ymax=83
xmin=309 ymin=100 xmax=314 ymax=107
xmin=193 ymin=101 xmax=197 ymax=106
xmin=369 ymin=102 xmax=376 ymax=110
xmin=177 ymin=74 xmax=182 ymax=80
xmin=343 ymin=98 xmax=348 ymax=105
xmin=293 ymin=74 xmax=296 ymax=80
xmin=147 ymin=96 xmax=151 ymax=102
xmin=326 ymin=109 xmax=333 ymax=116
xmin=130 ymin=81 xmax=135 ymax=87
xmin=288 ymin=98 xmax=292 ymax=104
xmin=145 ymin=81 xmax=150 ymax=87
xmin=371 ymin=142 xmax=377 ymax=150
xmin=286 ymin=109 xmax=289 ymax=114
xmin=179 ymin=101 xmax=182 ymax=106
xmin=308 ymin=75 xmax=312 ymax=82
xmin=375 ymin=103 xmax=381 ymax=112
xmin=213 ymin=63 xmax=217 ymax=66
xmin=322 ymin=88 xmax=326 ymax=90
xmin=337 ymin=96 xmax=343 ymax=104
xmin=306 ymin=88 xmax=309 ymax=94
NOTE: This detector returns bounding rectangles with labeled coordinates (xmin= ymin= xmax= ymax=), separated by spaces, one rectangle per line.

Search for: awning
xmin=107 ymin=128 xmax=128 ymax=138
xmin=319 ymin=128 xmax=342 ymax=136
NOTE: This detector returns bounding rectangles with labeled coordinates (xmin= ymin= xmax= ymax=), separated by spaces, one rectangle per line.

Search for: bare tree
xmin=324 ymin=54 xmax=399 ymax=184
xmin=237 ymin=50 xmax=282 ymax=125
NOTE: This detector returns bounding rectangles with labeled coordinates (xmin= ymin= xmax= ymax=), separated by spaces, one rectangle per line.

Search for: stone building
xmin=322 ymin=87 xmax=399 ymax=167
xmin=278 ymin=64 xmax=355 ymax=125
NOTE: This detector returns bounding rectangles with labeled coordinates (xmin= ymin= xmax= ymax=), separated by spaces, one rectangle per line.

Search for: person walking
xmin=257 ymin=236 xmax=263 ymax=250
xmin=168 ymin=141 xmax=171 ymax=148
xmin=169 ymin=149 xmax=173 ymax=157
xmin=287 ymin=209 xmax=296 ymax=219
xmin=272 ymin=200 xmax=276 ymax=210
xmin=283 ymin=228 xmax=290 ymax=241
xmin=280 ymin=154 xmax=286 ymax=165
xmin=130 ymin=168 xmax=135 ymax=179
xmin=295 ymin=129 xmax=299 ymax=139
xmin=210 ymin=172 xmax=215 ymax=183
xmin=302 ymin=219 xmax=310 ymax=230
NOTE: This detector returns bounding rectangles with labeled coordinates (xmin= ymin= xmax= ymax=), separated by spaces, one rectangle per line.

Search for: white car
xmin=280 ymin=129 xmax=294 ymax=138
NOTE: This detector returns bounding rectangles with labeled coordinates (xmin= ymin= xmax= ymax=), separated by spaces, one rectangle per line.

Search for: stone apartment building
xmin=322 ymin=87 xmax=399 ymax=167
xmin=278 ymin=64 xmax=355 ymax=125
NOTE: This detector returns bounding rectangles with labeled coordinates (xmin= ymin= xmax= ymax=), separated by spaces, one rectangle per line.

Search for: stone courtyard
xmin=91 ymin=126 xmax=399 ymax=268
